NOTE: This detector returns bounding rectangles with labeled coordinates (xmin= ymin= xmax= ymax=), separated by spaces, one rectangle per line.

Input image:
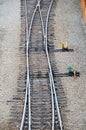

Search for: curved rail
xmin=45 ymin=0 xmax=63 ymax=130
xmin=20 ymin=0 xmax=29 ymax=129
xmin=38 ymin=4 xmax=55 ymax=130
xmin=20 ymin=0 xmax=63 ymax=130
xmin=20 ymin=1 xmax=42 ymax=130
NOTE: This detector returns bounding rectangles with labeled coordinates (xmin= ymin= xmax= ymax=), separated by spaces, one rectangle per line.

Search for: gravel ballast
xmin=0 ymin=0 xmax=20 ymax=128
xmin=54 ymin=0 xmax=86 ymax=129
xmin=0 ymin=0 xmax=86 ymax=129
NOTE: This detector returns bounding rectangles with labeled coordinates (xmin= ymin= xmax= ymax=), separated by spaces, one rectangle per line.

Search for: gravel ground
xmin=0 ymin=0 xmax=20 ymax=128
xmin=54 ymin=0 xmax=86 ymax=129
xmin=0 ymin=0 xmax=86 ymax=129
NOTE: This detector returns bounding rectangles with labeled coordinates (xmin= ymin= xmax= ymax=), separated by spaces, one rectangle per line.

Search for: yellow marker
xmin=64 ymin=42 xmax=68 ymax=48
xmin=59 ymin=42 xmax=68 ymax=49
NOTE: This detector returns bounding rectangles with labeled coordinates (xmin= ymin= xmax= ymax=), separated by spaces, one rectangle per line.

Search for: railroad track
xmin=20 ymin=0 xmax=63 ymax=130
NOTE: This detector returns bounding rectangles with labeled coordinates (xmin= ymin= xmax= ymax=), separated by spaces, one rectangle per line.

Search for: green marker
xmin=67 ymin=66 xmax=73 ymax=72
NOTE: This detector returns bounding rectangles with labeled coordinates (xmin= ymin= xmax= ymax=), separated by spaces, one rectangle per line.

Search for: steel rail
xmin=39 ymin=2 xmax=55 ymax=129
xmin=20 ymin=0 xmax=29 ymax=129
xmin=20 ymin=0 xmax=39 ymax=130
xmin=20 ymin=0 xmax=63 ymax=130
xmin=27 ymin=3 xmax=41 ymax=130
xmin=20 ymin=0 xmax=42 ymax=130
xmin=38 ymin=3 xmax=55 ymax=130
xmin=45 ymin=0 xmax=63 ymax=130
xmin=26 ymin=1 xmax=43 ymax=129
xmin=26 ymin=1 xmax=38 ymax=130
xmin=49 ymin=73 xmax=55 ymax=130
